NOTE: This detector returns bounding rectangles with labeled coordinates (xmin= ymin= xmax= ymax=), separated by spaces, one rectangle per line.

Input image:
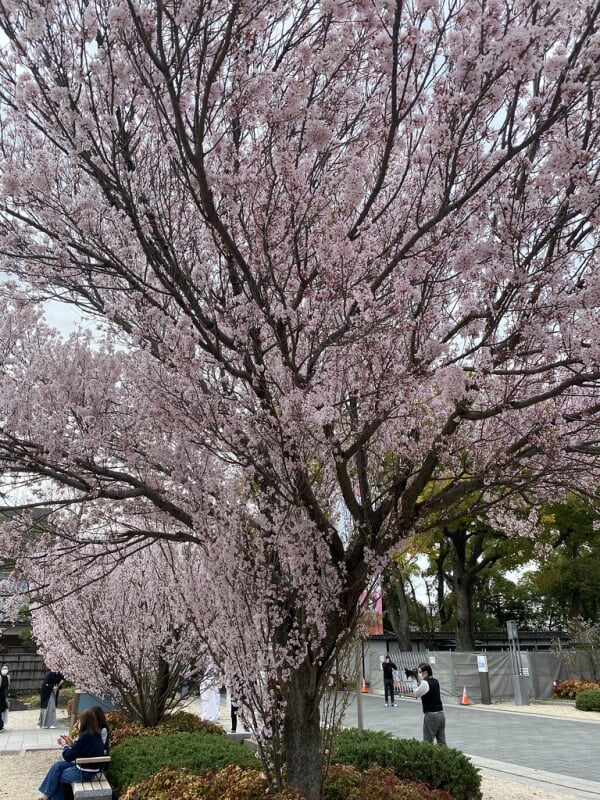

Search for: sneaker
xmin=392 ymin=703 xmax=397 ymax=707
xmin=384 ymin=703 xmax=389 ymax=707
xmin=49 ymin=725 xmax=56 ymax=729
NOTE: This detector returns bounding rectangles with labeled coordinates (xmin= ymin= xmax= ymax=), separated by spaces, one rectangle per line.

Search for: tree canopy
xmin=1 ymin=1 xmax=600 ymax=797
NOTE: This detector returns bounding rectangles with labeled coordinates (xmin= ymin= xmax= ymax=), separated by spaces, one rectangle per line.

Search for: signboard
xmin=506 ymin=620 xmax=518 ymax=639
xmin=477 ymin=655 xmax=488 ymax=673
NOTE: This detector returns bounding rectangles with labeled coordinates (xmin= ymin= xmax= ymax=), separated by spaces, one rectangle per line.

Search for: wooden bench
xmin=72 ymin=756 xmax=112 ymax=800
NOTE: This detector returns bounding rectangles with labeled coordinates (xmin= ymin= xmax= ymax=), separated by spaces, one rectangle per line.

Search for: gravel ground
xmin=0 ymin=708 xmax=66 ymax=799
xmin=1 ymin=703 xmax=596 ymax=799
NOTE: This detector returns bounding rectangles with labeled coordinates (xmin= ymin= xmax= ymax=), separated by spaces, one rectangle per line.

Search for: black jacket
xmin=381 ymin=660 xmax=397 ymax=681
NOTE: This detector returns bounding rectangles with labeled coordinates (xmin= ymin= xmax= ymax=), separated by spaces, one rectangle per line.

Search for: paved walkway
xmin=2 ymin=696 xmax=600 ymax=798
xmin=343 ymin=693 xmax=600 ymax=800
xmin=0 ymin=719 xmax=69 ymax=752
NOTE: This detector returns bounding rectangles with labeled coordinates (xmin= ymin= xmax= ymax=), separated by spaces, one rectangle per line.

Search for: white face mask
xmin=1 ymin=669 xmax=8 ymax=676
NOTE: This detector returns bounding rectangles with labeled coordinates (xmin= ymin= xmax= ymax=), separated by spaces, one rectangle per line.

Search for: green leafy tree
xmin=525 ymin=496 xmax=600 ymax=626
xmin=381 ymin=543 xmax=427 ymax=651
xmin=417 ymin=514 xmax=536 ymax=649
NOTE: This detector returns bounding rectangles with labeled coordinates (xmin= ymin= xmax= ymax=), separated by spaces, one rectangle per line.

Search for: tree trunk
xmin=454 ymin=573 xmax=475 ymax=651
xmin=283 ymin=662 xmax=322 ymax=800
xmin=445 ymin=526 xmax=475 ymax=651
xmin=153 ymin=656 xmax=171 ymax=724
xmin=435 ymin=543 xmax=451 ymax=626
xmin=383 ymin=563 xmax=412 ymax=651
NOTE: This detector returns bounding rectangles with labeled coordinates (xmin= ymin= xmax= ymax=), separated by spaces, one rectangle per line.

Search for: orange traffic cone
xmin=461 ymin=685 xmax=470 ymax=705
xmin=361 ymin=677 xmax=368 ymax=693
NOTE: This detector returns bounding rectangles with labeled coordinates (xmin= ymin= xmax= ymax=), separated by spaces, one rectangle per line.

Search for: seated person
xmin=90 ymin=705 xmax=110 ymax=754
xmin=38 ymin=708 xmax=105 ymax=800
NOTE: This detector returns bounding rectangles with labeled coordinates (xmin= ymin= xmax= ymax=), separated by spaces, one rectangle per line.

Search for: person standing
xmin=0 ymin=663 xmax=10 ymax=730
xmin=381 ymin=655 xmax=398 ymax=707
xmin=413 ymin=662 xmax=446 ymax=745
xmin=230 ymin=674 xmax=251 ymax=733
xmin=38 ymin=671 xmax=65 ymax=729
xmin=199 ymin=663 xmax=221 ymax=722
xmin=230 ymin=701 xmax=238 ymax=732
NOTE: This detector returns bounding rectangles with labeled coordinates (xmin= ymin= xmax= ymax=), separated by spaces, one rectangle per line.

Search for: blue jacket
xmin=62 ymin=731 xmax=105 ymax=763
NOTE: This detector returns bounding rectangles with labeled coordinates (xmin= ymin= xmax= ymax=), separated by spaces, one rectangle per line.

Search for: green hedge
xmin=106 ymin=717 xmax=481 ymax=799
xmin=575 ymin=689 xmax=600 ymax=712
xmin=106 ymin=730 xmax=258 ymax=796
xmin=331 ymin=729 xmax=481 ymax=800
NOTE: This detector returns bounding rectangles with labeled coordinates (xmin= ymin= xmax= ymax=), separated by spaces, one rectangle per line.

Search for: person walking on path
xmin=381 ymin=655 xmax=398 ymax=707
xmin=38 ymin=671 xmax=65 ymax=729
xmin=413 ymin=662 xmax=446 ymax=745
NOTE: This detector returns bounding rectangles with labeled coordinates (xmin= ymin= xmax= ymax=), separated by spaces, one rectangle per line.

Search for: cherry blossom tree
xmin=1 ymin=1 xmax=600 ymax=796
xmin=23 ymin=537 xmax=210 ymax=725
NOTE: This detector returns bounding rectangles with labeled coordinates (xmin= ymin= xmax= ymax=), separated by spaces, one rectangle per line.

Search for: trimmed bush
xmin=120 ymin=767 xmax=212 ymax=800
xmin=155 ymin=711 xmax=224 ymax=736
xmin=99 ymin=710 xmax=222 ymax=747
xmin=209 ymin=764 xmax=269 ymax=800
xmin=323 ymin=763 xmax=362 ymax=800
xmin=324 ymin=764 xmax=453 ymax=800
xmin=575 ymin=689 xmax=600 ymax=712
xmin=352 ymin=767 xmax=454 ymax=800
xmin=120 ymin=765 xmax=300 ymax=800
xmin=332 ymin=729 xmax=481 ymax=800
xmin=106 ymin=730 xmax=258 ymax=796
xmin=122 ymin=763 xmax=461 ymax=800
xmin=552 ymin=679 xmax=600 ymax=699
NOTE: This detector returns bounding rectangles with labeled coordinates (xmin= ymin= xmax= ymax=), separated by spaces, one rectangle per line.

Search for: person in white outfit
xmin=199 ymin=664 xmax=221 ymax=722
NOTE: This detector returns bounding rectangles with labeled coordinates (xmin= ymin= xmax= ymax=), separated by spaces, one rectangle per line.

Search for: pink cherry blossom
xmin=0 ymin=2 xmax=600 ymax=797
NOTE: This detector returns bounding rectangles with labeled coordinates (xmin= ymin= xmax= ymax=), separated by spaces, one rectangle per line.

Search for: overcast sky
xmin=43 ymin=299 xmax=98 ymax=337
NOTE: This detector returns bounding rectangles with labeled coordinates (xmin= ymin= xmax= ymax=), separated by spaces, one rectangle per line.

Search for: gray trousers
xmin=423 ymin=710 xmax=446 ymax=745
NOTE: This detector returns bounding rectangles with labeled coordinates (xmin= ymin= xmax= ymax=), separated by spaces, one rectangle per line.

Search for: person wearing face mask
xmin=0 ymin=664 xmax=10 ymax=730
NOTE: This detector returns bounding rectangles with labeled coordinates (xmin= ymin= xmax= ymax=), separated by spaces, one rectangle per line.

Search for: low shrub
xmin=551 ymin=679 xmax=600 ymax=699
xmin=575 ymin=689 xmax=600 ymax=712
xmin=208 ymin=764 xmax=268 ymax=800
xmin=107 ymin=730 xmax=258 ymax=796
xmin=122 ymin=763 xmax=461 ymax=800
xmin=352 ymin=767 xmax=454 ymax=800
xmin=120 ymin=767 xmax=212 ymax=800
xmin=97 ymin=710 xmax=220 ymax=747
xmin=323 ymin=763 xmax=362 ymax=800
xmin=324 ymin=764 xmax=453 ymax=800
xmin=155 ymin=711 xmax=224 ymax=736
xmin=121 ymin=765 xmax=281 ymax=800
xmin=332 ymin=729 xmax=481 ymax=800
